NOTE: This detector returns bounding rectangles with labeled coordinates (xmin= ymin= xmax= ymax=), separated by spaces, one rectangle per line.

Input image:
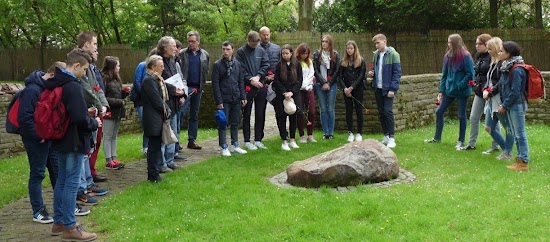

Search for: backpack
xmin=509 ymin=64 xmax=546 ymax=101
xmin=5 ymin=91 xmax=22 ymax=134
xmin=34 ymin=86 xmax=71 ymax=140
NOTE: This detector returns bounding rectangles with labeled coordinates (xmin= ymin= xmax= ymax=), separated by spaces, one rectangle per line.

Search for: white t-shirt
xmin=377 ymin=50 xmax=386 ymax=89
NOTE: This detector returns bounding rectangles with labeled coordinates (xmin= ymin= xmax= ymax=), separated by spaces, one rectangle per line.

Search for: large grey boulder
xmin=286 ymin=139 xmax=399 ymax=188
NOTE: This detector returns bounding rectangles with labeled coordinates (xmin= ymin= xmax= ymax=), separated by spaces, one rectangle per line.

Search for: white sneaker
xmin=281 ymin=143 xmax=291 ymax=151
xmin=221 ymin=148 xmax=231 ymax=157
xmin=381 ymin=136 xmax=389 ymax=144
xmin=355 ymin=133 xmax=363 ymax=141
xmin=455 ymin=141 xmax=464 ymax=150
xmin=387 ymin=138 xmax=396 ymax=148
xmin=245 ymin=142 xmax=257 ymax=150
xmin=307 ymin=136 xmax=317 ymax=143
xmin=230 ymin=146 xmax=247 ymax=154
xmin=289 ymin=141 xmax=300 ymax=149
xmin=299 ymin=136 xmax=307 ymax=143
xmin=254 ymin=141 xmax=268 ymax=149
xmin=347 ymin=132 xmax=354 ymax=142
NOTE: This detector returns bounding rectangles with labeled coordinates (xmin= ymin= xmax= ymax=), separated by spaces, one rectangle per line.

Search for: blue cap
xmin=215 ymin=110 xmax=227 ymax=129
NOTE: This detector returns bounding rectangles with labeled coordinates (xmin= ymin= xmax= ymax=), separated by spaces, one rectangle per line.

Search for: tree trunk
xmin=489 ymin=0 xmax=498 ymax=28
xmin=534 ymin=0 xmax=543 ymax=29
xmin=298 ymin=0 xmax=313 ymax=31
xmin=109 ymin=0 xmax=122 ymax=43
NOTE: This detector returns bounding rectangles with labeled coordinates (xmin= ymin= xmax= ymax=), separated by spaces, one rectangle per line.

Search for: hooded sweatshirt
xmin=17 ymin=70 xmax=46 ymax=142
xmin=46 ymin=67 xmax=98 ymax=154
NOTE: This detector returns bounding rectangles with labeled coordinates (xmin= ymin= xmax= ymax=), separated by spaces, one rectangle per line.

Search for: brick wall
xmin=1 ymin=73 xmax=548 ymax=157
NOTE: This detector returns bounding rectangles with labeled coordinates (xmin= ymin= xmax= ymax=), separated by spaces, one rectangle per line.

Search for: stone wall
xmin=1 ymin=72 xmax=548 ymax=157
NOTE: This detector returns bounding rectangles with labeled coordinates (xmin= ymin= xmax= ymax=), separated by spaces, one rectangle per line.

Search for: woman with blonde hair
xmin=336 ymin=40 xmax=366 ymax=142
xmin=483 ymin=37 xmax=514 ymax=160
xmin=425 ymin=34 xmax=474 ymax=149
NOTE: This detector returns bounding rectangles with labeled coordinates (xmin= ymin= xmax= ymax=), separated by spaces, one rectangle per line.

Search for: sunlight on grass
xmin=87 ymin=122 xmax=549 ymax=241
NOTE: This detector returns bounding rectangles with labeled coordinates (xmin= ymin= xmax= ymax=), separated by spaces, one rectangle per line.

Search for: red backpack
xmin=5 ymin=91 xmax=22 ymax=134
xmin=510 ymin=64 xmax=546 ymax=101
xmin=34 ymin=86 xmax=71 ymax=140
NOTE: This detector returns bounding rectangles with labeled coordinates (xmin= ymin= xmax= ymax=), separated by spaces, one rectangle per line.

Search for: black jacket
xmin=336 ymin=58 xmax=366 ymax=90
xmin=273 ymin=61 xmax=303 ymax=116
xmin=260 ymin=42 xmax=281 ymax=73
xmin=141 ymin=73 xmax=165 ymax=137
xmin=236 ymin=44 xmax=270 ymax=87
xmin=47 ymin=68 xmax=98 ymax=154
xmin=212 ymin=57 xmax=246 ymax=105
xmin=104 ymin=77 xmax=128 ymax=120
xmin=473 ymin=52 xmax=491 ymax=97
xmin=17 ymin=71 xmax=46 ymax=142
xmin=312 ymin=50 xmax=340 ymax=86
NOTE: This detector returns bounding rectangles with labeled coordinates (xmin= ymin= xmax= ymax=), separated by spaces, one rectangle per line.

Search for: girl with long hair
xmin=273 ymin=44 xmax=303 ymax=150
xmin=336 ymin=40 xmax=366 ymax=142
xmin=295 ymin=43 xmax=317 ymax=143
xmin=483 ymin=37 xmax=514 ymax=160
xmin=425 ymin=34 xmax=474 ymax=149
xmin=313 ymin=35 xmax=340 ymax=139
xmin=102 ymin=56 xmax=127 ymax=169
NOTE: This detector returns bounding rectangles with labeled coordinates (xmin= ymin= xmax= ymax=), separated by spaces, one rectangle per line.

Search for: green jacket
xmin=80 ymin=67 xmax=109 ymax=108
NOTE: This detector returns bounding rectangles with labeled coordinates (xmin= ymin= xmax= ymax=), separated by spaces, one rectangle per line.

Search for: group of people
xmin=14 ymin=28 xmax=532 ymax=241
xmin=425 ymin=33 xmax=531 ymax=171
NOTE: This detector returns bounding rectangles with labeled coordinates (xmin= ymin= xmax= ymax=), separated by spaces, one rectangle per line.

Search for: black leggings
xmin=344 ymin=87 xmax=364 ymax=134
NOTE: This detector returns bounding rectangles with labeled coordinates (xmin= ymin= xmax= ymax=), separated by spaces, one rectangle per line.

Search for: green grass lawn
xmin=78 ymin=122 xmax=549 ymax=241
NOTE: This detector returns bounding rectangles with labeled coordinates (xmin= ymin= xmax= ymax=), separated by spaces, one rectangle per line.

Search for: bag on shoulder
xmin=510 ymin=64 xmax=546 ymax=101
xmin=5 ymin=91 xmax=22 ymax=134
xmin=34 ymin=86 xmax=70 ymax=140
xmin=161 ymin=120 xmax=178 ymax=144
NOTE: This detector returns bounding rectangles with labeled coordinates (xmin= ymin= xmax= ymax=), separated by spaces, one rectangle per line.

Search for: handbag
xmin=161 ymin=104 xmax=178 ymax=144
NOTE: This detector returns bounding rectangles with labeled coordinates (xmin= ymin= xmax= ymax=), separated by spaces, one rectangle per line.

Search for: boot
xmin=51 ymin=222 xmax=63 ymax=236
xmin=62 ymin=224 xmax=97 ymax=241
xmin=507 ymin=157 xmax=529 ymax=171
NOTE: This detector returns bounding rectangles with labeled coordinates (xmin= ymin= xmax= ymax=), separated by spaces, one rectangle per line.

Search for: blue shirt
xmin=187 ymin=50 xmax=201 ymax=88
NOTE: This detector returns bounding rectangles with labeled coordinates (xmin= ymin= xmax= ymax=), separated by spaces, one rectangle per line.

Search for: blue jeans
xmin=506 ymin=103 xmax=530 ymax=162
xmin=79 ymin=149 xmax=94 ymax=193
xmin=136 ymin=106 xmax=149 ymax=149
xmin=434 ymin=95 xmax=468 ymax=142
xmin=485 ymin=111 xmax=514 ymax=154
xmin=53 ymin=152 xmax=84 ymax=229
xmin=22 ymin=138 xmax=59 ymax=214
xmin=162 ymin=114 xmax=178 ymax=166
xmin=187 ymin=90 xmax=202 ymax=142
xmin=314 ymin=83 xmax=337 ymax=135
xmin=218 ymin=102 xmax=241 ymax=147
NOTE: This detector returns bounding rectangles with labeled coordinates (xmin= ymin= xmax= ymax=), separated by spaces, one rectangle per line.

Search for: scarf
xmin=500 ymin=56 xmax=524 ymax=72
xmin=321 ymin=50 xmax=331 ymax=69
xmin=224 ymin=57 xmax=235 ymax=78
xmin=147 ymin=70 xmax=168 ymax=102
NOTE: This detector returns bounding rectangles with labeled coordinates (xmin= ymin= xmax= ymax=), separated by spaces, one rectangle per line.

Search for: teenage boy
xmin=368 ymin=34 xmax=401 ymax=148
xmin=17 ymin=63 xmax=64 ymax=223
xmin=236 ymin=31 xmax=270 ymax=150
xmin=50 ymin=48 xmax=98 ymax=241
xmin=212 ymin=41 xmax=248 ymax=156
xmin=179 ymin=31 xmax=210 ymax=150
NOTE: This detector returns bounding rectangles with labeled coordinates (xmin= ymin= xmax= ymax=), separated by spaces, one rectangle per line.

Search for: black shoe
xmin=167 ymin=163 xmax=182 ymax=170
xmin=174 ymin=155 xmax=187 ymax=161
xmin=148 ymin=176 xmax=163 ymax=182
xmin=179 ymin=145 xmax=184 ymax=151
xmin=187 ymin=142 xmax=202 ymax=150
xmin=92 ymin=175 xmax=108 ymax=183
xmin=159 ymin=166 xmax=173 ymax=173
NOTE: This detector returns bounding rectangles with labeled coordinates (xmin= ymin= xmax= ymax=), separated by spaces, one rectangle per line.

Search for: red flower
xmin=192 ymin=87 xmax=198 ymax=94
xmin=245 ymin=85 xmax=251 ymax=93
xmin=485 ymin=87 xmax=493 ymax=93
xmin=368 ymin=63 xmax=374 ymax=69
xmin=92 ymin=85 xmax=101 ymax=91
xmin=327 ymin=75 xmax=332 ymax=82
xmin=268 ymin=71 xmax=274 ymax=76
xmin=122 ymin=86 xmax=131 ymax=93
xmin=468 ymin=80 xmax=475 ymax=87
xmin=435 ymin=101 xmax=441 ymax=106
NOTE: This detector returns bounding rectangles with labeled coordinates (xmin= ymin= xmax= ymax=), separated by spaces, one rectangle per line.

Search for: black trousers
xmin=146 ymin=135 xmax=162 ymax=180
xmin=374 ymin=88 xmax=395 ymax=137
xmin=344 ymin=87 xmax=364 ymax=134
xmin=242 ymin=87 xmax=267 ymax=142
